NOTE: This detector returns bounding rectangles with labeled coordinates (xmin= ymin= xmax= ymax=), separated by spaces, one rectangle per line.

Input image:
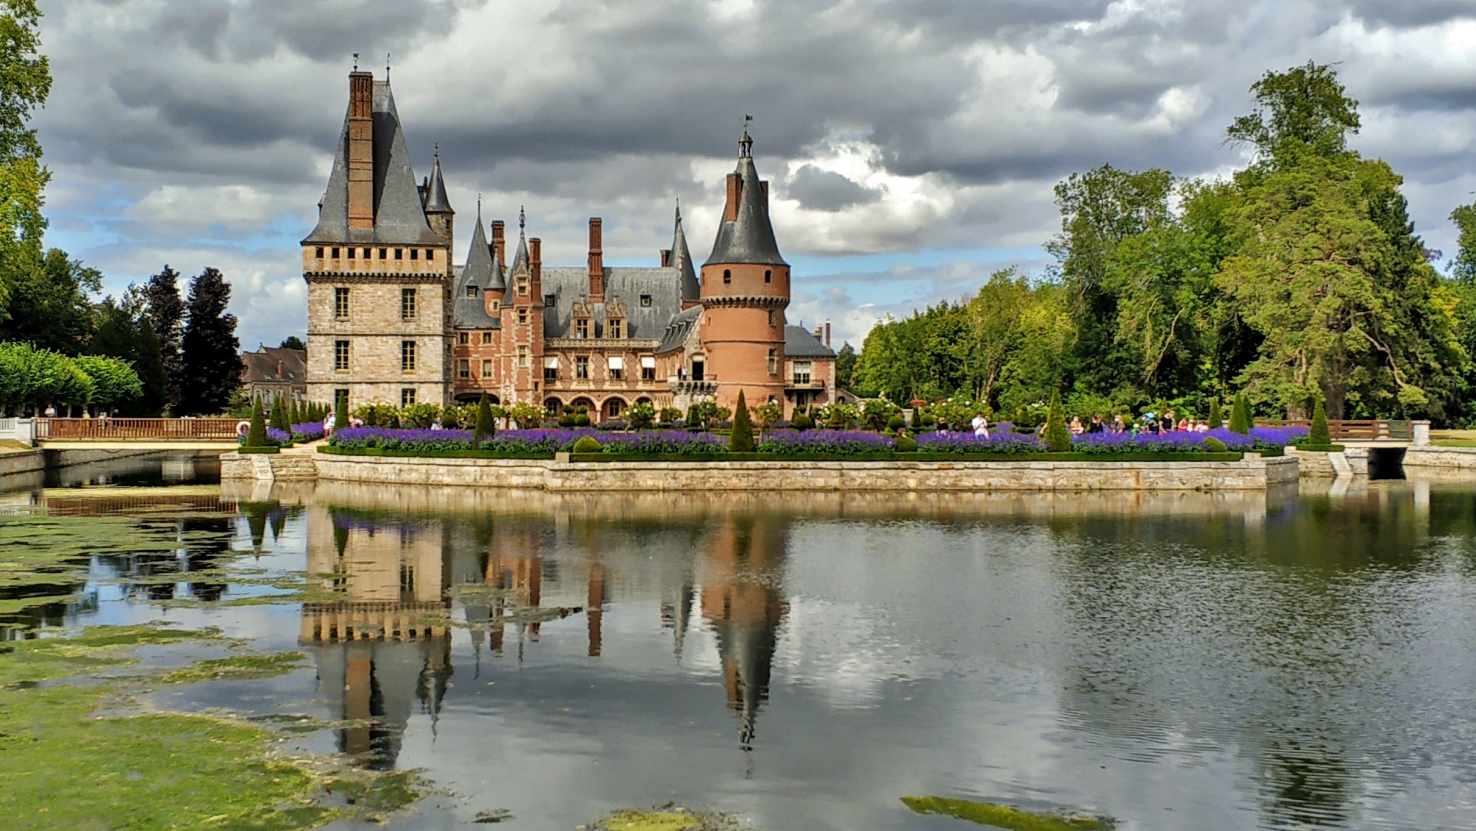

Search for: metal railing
xmin=37 ymin=418 xmax=243 ymax=441
xmin=1258 ymin=419 xmax=1414 ymax=441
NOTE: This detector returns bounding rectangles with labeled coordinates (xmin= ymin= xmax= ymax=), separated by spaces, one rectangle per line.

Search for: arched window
xmin=723 ymin=269 xmax=731 ymax=284
xmin=764 ymin=269 xmax=771 ymax=283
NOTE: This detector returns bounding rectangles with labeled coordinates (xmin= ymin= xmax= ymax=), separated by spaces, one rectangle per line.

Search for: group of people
xmin=1068 ymin=410 xmax=1214 ymax=435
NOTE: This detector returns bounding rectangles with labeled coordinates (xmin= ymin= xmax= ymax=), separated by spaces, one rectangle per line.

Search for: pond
xmin=4 ymin=457 xmax=1476 ymax=830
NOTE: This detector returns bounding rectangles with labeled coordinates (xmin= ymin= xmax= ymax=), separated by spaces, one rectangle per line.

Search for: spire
xmin=705 ymin=124 xmax=786 ymax=266
xmin=452 ymin=204 xmax=498 ymax=328
xmin=671 ymin=201 xmax=699 ymax=301
xmin=510 ymin=206 xmax=530 ymax=272
xmin=423 ymin=144 xmax=452 ymax=214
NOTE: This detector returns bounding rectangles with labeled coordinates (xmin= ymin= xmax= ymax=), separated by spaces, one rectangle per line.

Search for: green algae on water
xmin=158 ymin=651 xmax=308 ymax=684
xmin=901 ymin=796 xmax=1115 ymax=831
xmin=591 ymin=808 xmax=745 ymax=831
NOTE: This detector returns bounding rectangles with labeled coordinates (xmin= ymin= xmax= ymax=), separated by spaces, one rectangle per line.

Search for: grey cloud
xmin=784 ymin=165 xmax=881 ymax=211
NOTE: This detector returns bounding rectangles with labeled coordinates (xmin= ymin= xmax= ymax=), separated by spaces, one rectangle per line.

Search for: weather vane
xmin=519 ymin=205 xmax=526 ymax=231
xmin=352 ymin=52 xmax=359 ymax=71
xmin=386 ymin=53 xmax=391 ymax=78
xmin=743 ymin=114 xmax=753 ymax=132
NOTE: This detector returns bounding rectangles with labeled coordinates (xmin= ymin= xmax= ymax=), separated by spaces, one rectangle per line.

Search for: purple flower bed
xmin=597 ymin=431 xmax=729 ymax=454
xmin=241 ymin=426 xmax=293 ymax=446
xmin=290 ymin=422 xmax=326 ymax=443
xmin=916 ymin=431 xmax=1045 ymax=454
xmin=1074 ymin=429 xmax=1251 ymax=453
xmin=328 ymin=427 xmax=606 ymax=454
xmin=1250 ymin=426 xmax=1310 ymax=447
xmin=756 ymin=429 xmax=895 ymax=455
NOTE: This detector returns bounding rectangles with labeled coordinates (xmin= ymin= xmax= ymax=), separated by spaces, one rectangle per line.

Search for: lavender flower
xmin=598 ymin=431 xmax=729 ymax=454
xmin=916 ymin=431 xmax=1045 ymax=454
xmin=756 ymin=429 xmax=895 ymax=455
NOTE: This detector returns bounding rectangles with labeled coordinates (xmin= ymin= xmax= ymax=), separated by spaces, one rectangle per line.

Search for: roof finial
xmin=433 ymin=142 xmax=439 ymax=158
xmin=519 ymin=205 xmax=526 ymax=231
xmin=352 ymin=52 xmax=359 ymax=72
xmin=385 ymin=52 xmax=391 ymax=79
xmin=740 ymin=114 xmax=753 ymax=158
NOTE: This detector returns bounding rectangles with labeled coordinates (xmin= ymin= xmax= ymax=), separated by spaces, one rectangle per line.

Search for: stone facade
xmin=223 ymin=450 xmax=1299 ymax=491
xmin=303 ymin=70 xmax=835 ymax=420
xmin=1404 ymin=446 xmax=1476 ymax=469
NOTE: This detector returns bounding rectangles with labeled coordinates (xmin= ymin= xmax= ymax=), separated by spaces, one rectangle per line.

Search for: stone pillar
xmin=1412 ymin=420 xmax=1430 ymax=446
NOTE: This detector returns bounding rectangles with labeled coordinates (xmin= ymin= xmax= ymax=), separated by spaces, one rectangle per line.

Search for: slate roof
xmin=541 ymin=266 xmax=686 ymax=340
xmin=453 ymin=210 xmax=500 ymax=330
xmin=423 ymin=151 xmax=452 ymax=214
xmin=705 ymin=133 xmax=786 ymax=266
xmin=304 ymin=80 xmax=441 ymax=246
xmin=241 ymin=346 xmax=307 ymax=384
xmin=784 ymin=325 xmax=834 ymax=358
xmin=671 ymin=205 xmax=699 ymax=302
xmin=656 ymin=306 xmax=702 ymax=354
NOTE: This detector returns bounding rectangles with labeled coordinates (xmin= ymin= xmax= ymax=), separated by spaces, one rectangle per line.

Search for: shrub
xmin=1228 ymin=392 xmax=1250 ymax=435
xmin=792 ymin=406 xmax=814 ymax=430
xmin=752 ymin=400 xmax=783 ymax=430
xmin=268 ymin=396 xmax=289 ymax=431
xmin=473 ymin=393 xmax=495 ymax=450
xmin=1207 ymin=399 xmax=1223 ymax=430
xmin=1043 ymin=391 xmax=1072 ymax=452
xmin=1202 ymin=436 xmax=1227 ymax=452
xmin=354 ymin=402 xmax=400 ymax=428
xmin=887 ymin=415 xmax=905 ymax=431
xmin=658 ymin=406 xmax=682 ymax=426
xmin=730 ymin=390 xmax=755 ymax=451
xmin=1309 ymin=398 xmax=1331 ymax=446
xmin=685 ymin=404 xmax=701 ymax=429
xmin=245 ymin=396 xmax=268 ymax=447
xmin=334 ymin=395 xmax=349 ymax=432
xmin=626 ymin=400 xmax=657 ymax=429
xmin=574 ymin=405 xmax=591 ymax=427
xmin=400 ymin=402 xmax=441 ymax=429
xmin=894 ymin=432 xmax=918 ymax=452
xmin=859 ymin=398 xmax=901 ymax=431
xmin=505 ymin=401 xmax=543 ymax=430
xmin=572 ymin=436 xmax=603 ymax=453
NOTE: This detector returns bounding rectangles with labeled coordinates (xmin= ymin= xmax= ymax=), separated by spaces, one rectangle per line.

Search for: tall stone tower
xmin=699 ymin=129 xmax=789 ymax=412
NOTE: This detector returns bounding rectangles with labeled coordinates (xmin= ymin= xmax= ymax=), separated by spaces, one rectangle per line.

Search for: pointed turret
xmin=423 ymin=146 xmax=454 ymax=243
xmin=671 ymin=203 xmax=699 ymax=303
xmin=510 ymin=207 xmax=530 ymax=274
xmin=453 ymin=203 xmax=497 ymax=329
xmin=705 ymin=128 xmax=786 ymax=266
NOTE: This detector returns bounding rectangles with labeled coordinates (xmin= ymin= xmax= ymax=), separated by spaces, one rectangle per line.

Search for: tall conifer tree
xmin=177 ymin=267 xmax=240 ymax=416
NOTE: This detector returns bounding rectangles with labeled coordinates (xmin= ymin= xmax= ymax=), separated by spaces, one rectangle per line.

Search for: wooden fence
xmin=36 ymin=418 xmax=243 ymax=441
xmin=1258 ymin=419 xmax=1414 ymax=441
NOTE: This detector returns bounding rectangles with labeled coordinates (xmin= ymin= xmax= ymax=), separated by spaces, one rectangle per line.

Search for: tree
xmin=245 ymin=396 xmax=267 ymax=447
xmin=0 ymin=248 xmax=100 ymax=353
xmin=1207 ymin=399 xmax=1222 ymax=430
xmin=268 ymin=395 xmax=288 ymax=431
xmin=142 ymin=266 xmax=186 ymax=411
xmin=473 ymin=392 xmax=494 ymax=450
xmin=1309 ymin=398 xmax=1331 ymax=446
xmin=0 ymin=0 xmax=50 ymax=332
xmin=74 ymin=354 xmax=140 ymax=415
xmin=729 ymin=390 xmax=755 ymax=451
xmin=1227 ymin=60 xmax=1361 ymax=167
xmin=333 ymin=394 xmax=348 ymax=433
xmin=1043 ymin=390 xmax=1071 ymax=452
xmin=278 ymin=335 xmax=305 ymax=351
xmin=176 ymin=268 xmax=240 ymax=415
xmin=89 ymin=296 xmax=167 ymax=415
xmin=834 ymin=342 xmax=856 ymax=389
xmin=1228 ymin=392 xmax=1250 ymax=435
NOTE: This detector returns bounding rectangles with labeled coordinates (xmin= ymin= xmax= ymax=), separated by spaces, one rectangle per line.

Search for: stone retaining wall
xmin=223 ymin=451 xmax=1298 ymax=491
xmin=0 ymin=449 xmax=44 ymax=478
xmin=1404 ymin=446 xmax=1476 ymax=470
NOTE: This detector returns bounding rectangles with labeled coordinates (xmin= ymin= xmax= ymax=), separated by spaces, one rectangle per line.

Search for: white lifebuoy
xmin=236 ymin=420 xmax=251 ymax=437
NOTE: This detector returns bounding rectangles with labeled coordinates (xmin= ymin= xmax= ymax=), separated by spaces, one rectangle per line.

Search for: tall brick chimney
xmin=347 ymin=71 xmax=375 ymax=231
xmin=491 ymin=220 xmax=505 ymax=268
xmin=529 ymin=238 xmax=542 ymax=282
xmin=724 ymin=173 xmax=742 ymax=222
xmin=825 ymin=320 xmax=831 ymax=348
xmin=587 ymin=217 xmax=604 ymax=302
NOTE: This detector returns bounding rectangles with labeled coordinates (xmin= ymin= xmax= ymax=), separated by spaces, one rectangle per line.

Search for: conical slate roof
xmin=424 ymin=149 xmax=452 ymax=214
xmin=510 ymin=208 xmax=530 ymax=274
xmin=705 ymin=132 xmax=786 ymax=266
xmin=671 ymin=203 xmax=699 ymax=301
xmin=453 ymin=207 xmax=498 ymax=329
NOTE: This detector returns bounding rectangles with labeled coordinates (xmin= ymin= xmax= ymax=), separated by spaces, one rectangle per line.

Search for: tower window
xmin=331 ymin=247 xmax=340 ymax=258
xmin=425 ymin=249 xmax=434 ymax=261
xmin=767 ymin=348 xmax=777 ymax=375
xmin=482 ymin=331 xmax=493 ymax=345
xmin=723 ymin=269 xmax=731 ymax=284
xmin=410 ymin=248 xmax=418 ymax=261
xmin=395 ymin=248 xmax=403 ymax=260
xmin=379 ymin=248 xmax=387 ymax=259
xmin=401 ymin=341 xmax=417 ymax=373
xmin=401 ymin=288 xmax=417 ymax=320
xmin=517 ymin=308 xmax=528 ymax=325
xmin=334 ymin=340 xmax=350 ymax=371
xmin=482 ymin=359 xmax=493 ymax=378
xmin=466 ymin=285 xmax=478 ymax=298
xmin=458 ymin=359 xmax=470 ymax=379
xmin=640 ymin=294 xmax=652 ymax=307
xmin=315 ymin=247 xmax=324 ymax=257
xmin=517 ymin=346 xmax=528 ymax=368
xmin=459 ymin=331 xmax=469 ymax=345
xmin=347 ymin=247 xmax=355 ymax=259
xmin=334 ymin=287 xmax=350 ymax=319
xmin=401 ymin=388 xmax=416 ymax=407
xmin=490 ymin=299 xmax=500 ymax=313
xmin=768 ymin=310 xmax=776 ymax=327
xmin=764 ymin=269 xmax=772 ymax=283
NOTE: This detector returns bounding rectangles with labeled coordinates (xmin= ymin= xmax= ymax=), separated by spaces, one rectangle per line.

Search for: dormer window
xmin=640 ymin=294 xmax=652 ymax=307
xmin=466 ymin=285 xmax=478 ymax=298
xmin=608 ymin=319 xmax=623 ymax=339
xmin=575 ymin=318 xmax=590 ymax=339
xmin=545 ymin=293 xmax=556 ymax=306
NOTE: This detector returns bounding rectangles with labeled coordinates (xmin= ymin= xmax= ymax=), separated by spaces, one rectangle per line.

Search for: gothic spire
xmin=423 ymin=144 xmax=452 ymax=214
xmin=705 ymin=124 xmax=786 ymax=266
xmin=672 ymin=201 xmax=699 ymax=301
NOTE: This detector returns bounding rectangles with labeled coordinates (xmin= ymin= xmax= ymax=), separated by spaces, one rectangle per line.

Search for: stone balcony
xmin=668 ymin=376 xmax=718 ymax=396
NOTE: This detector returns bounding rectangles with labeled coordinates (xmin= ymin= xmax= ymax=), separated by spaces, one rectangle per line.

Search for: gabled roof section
xmin=423 ymin=149 xmax=452 ymax=214
xmin=303 ymin=76 xmax=440 ymax=246
xmin=671 ymin=203 xmax=699 ymax=302
xmin=453 ymin=208 xmax=499 ymax=330
xmin=656 ymin=305 xmax=702 ymax=354
xmin=705 ymin=131 xmax=787 ymax=266
xmin=785 ymin=325 xmax=834 ymax=358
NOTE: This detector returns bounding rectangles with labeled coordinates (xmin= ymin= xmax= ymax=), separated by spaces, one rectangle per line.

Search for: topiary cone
xmin=474 ymin=392 xmax=494 ymax=451
xmin=1309 ymin=397 xmax=1331 ymax=446
xmin=246 ymin=396 xmax=267 ymax=447
xmin=1228 ymin=392 xmax=1250 ymax=435
xmin=1043 ymin=390 xmax=1072 ymax=452
xmin=730 ymin=390 xmax=755 ymax=452
xmin=334 ymin=395 xmax=348 ymax=435
xmin=1207 ymin=399 xmax=1222 ymax=430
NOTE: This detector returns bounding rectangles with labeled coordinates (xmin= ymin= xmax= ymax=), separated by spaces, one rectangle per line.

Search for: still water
xmin=5 ymin=456 xmax=1476 ymax=830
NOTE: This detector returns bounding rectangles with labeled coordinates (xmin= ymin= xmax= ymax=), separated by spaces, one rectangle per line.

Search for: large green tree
xmin=90 ymin=294 xmax=168 ymax=415
xmin=176 ymin=267 xmax=240 ymax=415
xmin=142 ymin=265 xmax=186 ymax=411
xmin=0 ymin=0 xmax=49 ymax=330
xmin=0 ymin=247 xmax=100 ymax=353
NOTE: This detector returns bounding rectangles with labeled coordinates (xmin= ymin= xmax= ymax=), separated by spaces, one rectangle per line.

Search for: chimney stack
xmin=491 ymin=220 xmax=505 ymax=268
xmin=347 ymin=71 xmax=375 ymax=231
xmin=724 ymin=172 xmax=742 ymax=222
xmin=825 ymin=321 xmax=831 ymax=348
xmin=530 ymin=238 xmax=542 ymax=282
xmin=659 ymin=249 xmax=672 ymax=267
xmin=587 ymin=217 xmax=604 ymax=301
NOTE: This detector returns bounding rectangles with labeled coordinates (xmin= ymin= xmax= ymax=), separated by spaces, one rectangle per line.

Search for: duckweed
xmin=901 ymin=796 xmax=1115 ymax=831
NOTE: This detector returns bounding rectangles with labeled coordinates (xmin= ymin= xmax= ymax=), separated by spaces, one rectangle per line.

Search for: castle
xmin=302 ymin=69 xmax=835 ymax=421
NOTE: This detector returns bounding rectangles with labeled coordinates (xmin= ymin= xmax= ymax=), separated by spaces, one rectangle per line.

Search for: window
xmin=640 ymin=356 xmax=656 ymax=381
xmin=544 ymin=357 xmax=558 ymax=382
xmin=425 ymin=249 xmax=434 ymax=261
xmin=458 ymin=359 xmax=470 ymax=379
xmin=331 ymin=247 xmax=340 ymax=258
xmin=545 ymin=293 xmax=556 ymax=306
xmin=401 ymin=288 xmax=417 ymax=320
xmin=482 ymin=359 xmax=493 ymax=378
xmin=410 ymin=249 xmax=419 ymax=261
xmin=640 ymin=294 xmax=652 ymax=307
xmin=401 ymin=341 xmax=417 ymax=373
xmin=606 ymin=399 xmax=624 ymax=419
xmin=347 ymin=247 xmax=355 ymax=260
xmin=458 ymin=332 xmax=469 ymax=345
xmin=608 ymin=319 xmax=623 ymax=339
xmin=517 ymin=308 xmax=529 ymax=325
xmin=334 ymin=340 xmax=350 ymax=371
xmin=575 ymin=319 xmax=589 ymax=339
xmin=481 ymin=331 xmax=492 ymax=345
xmin=517 ymin=281 xmax=528 ymax=296
xmin=395 ymin=248 xmax=403 ymax=260
xmin=466 ymin=285 xmax=478 ymax=298
xmin=335 ymin=388 xmax=349 ymax=408
xmin=608 ymin=356 xmax=623 ymax=380
xmin=575 ymin=356 xmax=589 ymax=379
xmin=767 ymin=348 xmax=777 ymax=376
xmin=768 ymin=309 xmax=776 ymax=327
xmin=723 ymin=269 xmax=731 ymax=284
xmin=379 ymin=248 xmax=387 ymax=259
xmin=315 ymin=246 xmax=324 ymax=258
xmin=334 ymin=287 xmax=350 ymax=319
xmin=401 ymin=388 xmax=416 ymax=407
xmin=517 ymin=346 xmax=528 ymax=368
xmin=793 ymin=361 xmax=812 ymax=385
xmin=764 ymin=269 xmax=772 ymax=284
xmin=490 ymin=300 xmax=500 ymax=312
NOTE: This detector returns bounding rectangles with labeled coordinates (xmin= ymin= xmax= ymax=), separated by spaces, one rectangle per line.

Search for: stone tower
xmin=699 ymin=128 xmax=789 ymax=411
xmin=499 ymin=210 xmax=545 ymax=405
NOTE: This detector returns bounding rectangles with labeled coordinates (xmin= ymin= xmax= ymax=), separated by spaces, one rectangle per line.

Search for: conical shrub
xmin=245 ymin=397 xmax=268 ymax=447
xmin=1207 ymin=399 xmax=1222 ymax=430
xmin=474 ymin=392 xmax=494 ymax=450
xmin=1309 ymin=397 xmax=1331 ymax=446
xmin=729 ymin=391 xmax=755 ymax=452
xmin=1043 ymin=391 xmax=1072 ymax=452
xmin=334 ymin=395 xmax=349 ymax=434
xmin=1228 ymin=392 xmax=1250 ymax=435
xmin=268 ymin=396 xmax=288 ymax=431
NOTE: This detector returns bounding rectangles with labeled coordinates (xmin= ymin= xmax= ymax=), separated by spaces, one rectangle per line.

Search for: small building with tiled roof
xmin=240 ymin=345 xmax=307 ymax=406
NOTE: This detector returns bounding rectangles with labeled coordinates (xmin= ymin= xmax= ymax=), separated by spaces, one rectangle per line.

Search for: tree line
xmin=0 ymin=3 xmax=242 ymax=417
xmin=849 ymin=62 xmax=1476 ymax=425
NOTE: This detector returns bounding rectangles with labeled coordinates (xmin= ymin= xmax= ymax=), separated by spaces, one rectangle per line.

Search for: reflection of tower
xmin=300 ymin=506 xmax=452 ymax=769
xmin=482 ymin=521 xmax=544 ymax=659
xmin=700 ymin=514 xmax=789 ymax=750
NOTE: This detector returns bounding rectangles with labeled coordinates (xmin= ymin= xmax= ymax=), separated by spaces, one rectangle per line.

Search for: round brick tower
xmin=699 ymin=129 xmax=789 ymax=412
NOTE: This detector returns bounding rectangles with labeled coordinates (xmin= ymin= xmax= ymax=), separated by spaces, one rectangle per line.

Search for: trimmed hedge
xmin=238 ymin=445 xmax=281 ymax=455
xmin=1294 ymin=443 xmax=1345 ymax=452
xmin=568 ymin=451 xmax=1247 ymax=463
xmin=319 ymin=445 xmax=553 ymax=459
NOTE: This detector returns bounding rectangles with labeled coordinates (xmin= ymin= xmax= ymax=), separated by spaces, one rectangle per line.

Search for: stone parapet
xmin=221 ymin=450 xmax=1299 ymax=492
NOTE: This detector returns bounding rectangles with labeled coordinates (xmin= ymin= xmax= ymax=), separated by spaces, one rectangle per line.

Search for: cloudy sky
xmin=33 ymin=0 xmax=1476 ymax=351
